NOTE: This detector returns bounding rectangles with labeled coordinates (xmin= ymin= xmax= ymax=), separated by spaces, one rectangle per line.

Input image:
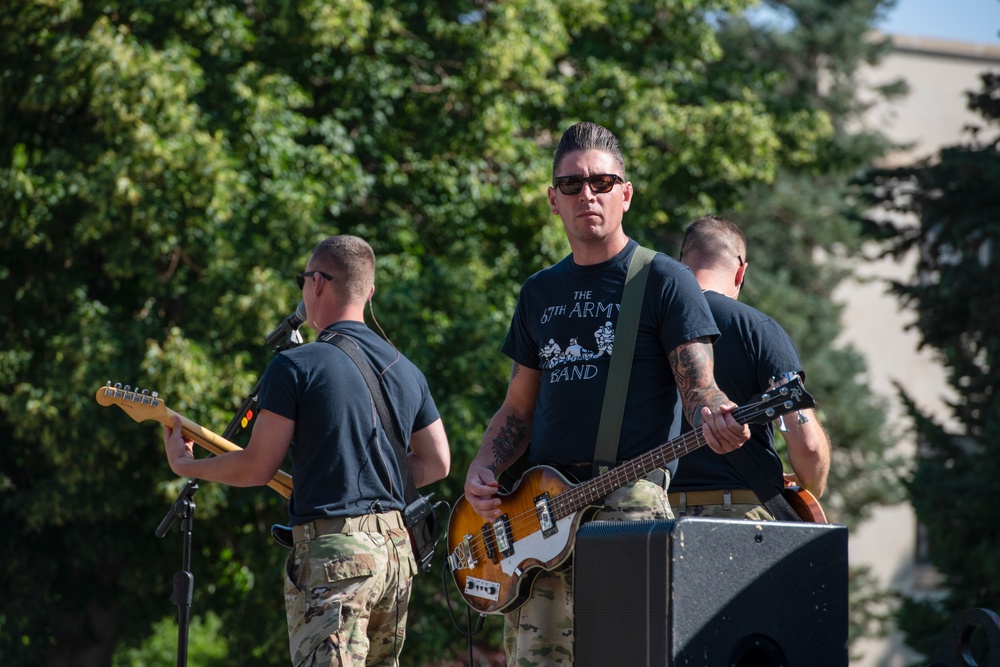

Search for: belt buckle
xmin=723 ymin=489 xmax=732 ymax=510
xmin=678 ymin=491 xmax=687 ymax=513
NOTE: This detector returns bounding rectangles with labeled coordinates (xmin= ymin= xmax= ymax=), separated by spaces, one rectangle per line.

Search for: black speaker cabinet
xmin=574 ymin=517 xmax=848 ymax=667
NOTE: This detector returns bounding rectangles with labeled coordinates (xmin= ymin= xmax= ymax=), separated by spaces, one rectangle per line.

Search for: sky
xmin=876 ymin=0 xmax=1000 ymax=45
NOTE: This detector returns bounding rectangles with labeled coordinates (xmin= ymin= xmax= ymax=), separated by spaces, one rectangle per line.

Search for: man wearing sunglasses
xmin=672 ymin=215 xmax=830 ymax=519
xmin=462 ymin=122 xmax=748 ymax=666
xmin=163 ymin=235 xmax=451 ymax=667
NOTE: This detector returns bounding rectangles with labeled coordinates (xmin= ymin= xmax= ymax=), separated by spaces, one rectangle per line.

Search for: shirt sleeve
xmin=749 ymin=317 xmax=805 ymax=388
xmin=256 ymin=354 xmax=300 ymax=421
xmin=653 ymin=257 xmax=720 ymax=354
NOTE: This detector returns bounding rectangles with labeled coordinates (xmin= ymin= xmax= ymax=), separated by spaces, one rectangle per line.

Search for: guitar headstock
xmin=738 ymin=374 xmax=816 ymax=426
xmin=95 ymin=381 xmax=170 ymax=425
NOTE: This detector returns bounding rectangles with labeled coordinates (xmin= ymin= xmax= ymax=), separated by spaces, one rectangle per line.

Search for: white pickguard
xmin=499 ymin=514 xmax=576 ymax=575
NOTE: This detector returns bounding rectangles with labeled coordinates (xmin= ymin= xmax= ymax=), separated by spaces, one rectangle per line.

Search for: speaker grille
xmin=574 ymin=517 xmax=848 ymax=667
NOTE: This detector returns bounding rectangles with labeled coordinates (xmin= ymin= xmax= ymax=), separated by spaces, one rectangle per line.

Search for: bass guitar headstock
xmin=737 ymin=374 xmax=816 ymax=427
xmin=769 ymin=372 xmax=812 ymax=432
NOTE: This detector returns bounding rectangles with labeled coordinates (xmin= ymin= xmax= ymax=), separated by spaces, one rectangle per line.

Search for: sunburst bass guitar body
xmin=447 ymin=465 xmax=596 ymax=615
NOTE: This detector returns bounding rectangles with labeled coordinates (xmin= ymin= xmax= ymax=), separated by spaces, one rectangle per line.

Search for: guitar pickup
xmin=491 ymin=514 xmax=515 ymax=559
xmin=534 ymin=492 xmax=557 ymax=538
xmin=481 ymin=522 xmax=499 ymax=563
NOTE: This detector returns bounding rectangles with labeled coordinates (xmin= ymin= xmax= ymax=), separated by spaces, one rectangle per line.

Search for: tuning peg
xmin=778 ymin=415 xmax=789 ymax=433
xmin=770 ymin=371 xmax=799 ymax=387
xmin=797 ymin=411 xmax=809 ymax=425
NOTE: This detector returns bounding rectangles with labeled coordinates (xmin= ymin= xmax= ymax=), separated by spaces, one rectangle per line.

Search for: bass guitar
xmin=95 ymin=382 xmax=293 ymax=498
xmin=446 ymin=376 xmax=815 ymax=614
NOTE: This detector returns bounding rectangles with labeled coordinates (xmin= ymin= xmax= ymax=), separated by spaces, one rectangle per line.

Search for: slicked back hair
xmin=679 ymin=215 xmax=747 ymax=271
xmin=552 ymin=121 xmax=626 ymax=178
xmin=310 ymin=235 xmax=376 ymax=304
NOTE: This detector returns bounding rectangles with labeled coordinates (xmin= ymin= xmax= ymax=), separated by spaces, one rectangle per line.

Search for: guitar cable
xmin=441 ymin=552 xmax=486 ymax=665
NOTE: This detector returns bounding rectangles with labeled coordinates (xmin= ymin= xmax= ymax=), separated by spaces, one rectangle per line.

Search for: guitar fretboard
xmin=546 ymin=399 xmax=782 ymax=521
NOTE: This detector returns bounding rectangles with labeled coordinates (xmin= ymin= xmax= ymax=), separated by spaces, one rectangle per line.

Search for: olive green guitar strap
xmin=592 ymin=245 xmax=657 ymax=478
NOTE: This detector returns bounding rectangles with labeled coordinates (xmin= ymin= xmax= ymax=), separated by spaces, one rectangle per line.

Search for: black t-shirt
xmin=502 ymin=240 xmax=718 ymax=470
xmin=258 ymin=321 xmax=440 ymax=524
xmin=672 ymin=291 xmax=804 ymax=491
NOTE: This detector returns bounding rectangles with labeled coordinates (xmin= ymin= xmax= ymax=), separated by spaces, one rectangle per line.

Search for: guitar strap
xmin=592 ymin=245 xmax=657 ymax=478
xmin=321 ymin=332 xmax=419 ymax=505
xmin=322 ymin=332 xmax=442 ymax=573
xmin=723 ymin=444 xmax=802 ymax=521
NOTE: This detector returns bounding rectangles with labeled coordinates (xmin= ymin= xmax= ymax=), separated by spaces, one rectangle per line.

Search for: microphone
xmin=265 ymin=301 xmax=307 ymax=350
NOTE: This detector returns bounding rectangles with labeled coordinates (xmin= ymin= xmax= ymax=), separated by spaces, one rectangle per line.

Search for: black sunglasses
xmin=296 ymin=270 xmax=333 ymax=289
xmin=552 ymin=173 xmax=624 ymax=196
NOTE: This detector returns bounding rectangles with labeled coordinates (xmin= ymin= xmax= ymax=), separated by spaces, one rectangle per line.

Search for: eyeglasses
xmin=552 ymin=173 xmax=624 ymax=196
xmin=296 ymin=270 xmax=333 ymax=289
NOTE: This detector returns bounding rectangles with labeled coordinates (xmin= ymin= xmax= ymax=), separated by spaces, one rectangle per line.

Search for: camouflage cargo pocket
xmin=595 ymin=476 xmax=673 ymax=522
xmin=283 ymin=540 xmax=378 ymax=666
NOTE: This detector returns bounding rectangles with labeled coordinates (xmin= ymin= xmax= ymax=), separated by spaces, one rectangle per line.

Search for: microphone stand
xmin=156 ymin=480 xmax=198 ymax=667
xmin=156 ymin=315 xmax=304 ymax=667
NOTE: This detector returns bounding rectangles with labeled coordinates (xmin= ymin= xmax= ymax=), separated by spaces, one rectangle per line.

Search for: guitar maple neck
xmin=96 ymin=382 xmax=294 ymax=500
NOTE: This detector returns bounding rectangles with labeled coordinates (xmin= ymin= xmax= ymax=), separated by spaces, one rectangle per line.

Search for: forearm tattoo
xmin=670 ymin=337 xmax=728 ymax=427
xmin=485 ymin=413 xmax=527 ymax=473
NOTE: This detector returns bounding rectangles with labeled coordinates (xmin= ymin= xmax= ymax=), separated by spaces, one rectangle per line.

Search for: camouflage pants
xmin=502 ymin=475 xmax=673 ymax=667
xmin=283 ymin=520 xmax=416 ymax=667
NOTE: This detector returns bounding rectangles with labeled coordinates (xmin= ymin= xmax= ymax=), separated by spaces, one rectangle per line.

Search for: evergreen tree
xmin=857 ymin=71 xmax=1000 ymax=659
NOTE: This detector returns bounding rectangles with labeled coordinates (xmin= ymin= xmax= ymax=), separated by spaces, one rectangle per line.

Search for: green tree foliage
xmin=1 ymin=1 xmax=898 ymax=665
xmin=856 ymin=71 xmax=1000 ymax=659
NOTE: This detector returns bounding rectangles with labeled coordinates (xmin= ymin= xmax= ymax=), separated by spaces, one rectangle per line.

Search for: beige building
xmin=843 ymin=34 xmax=1000 ymax=667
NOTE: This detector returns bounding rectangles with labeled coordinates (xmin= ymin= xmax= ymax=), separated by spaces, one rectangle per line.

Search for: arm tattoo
xmin=486 ymin=412 xmax=527 ymax=473
xmin=670 ymin=337 xmax=728 ymax=427
xmin=509 ymin=362 xmax=521 ymax=384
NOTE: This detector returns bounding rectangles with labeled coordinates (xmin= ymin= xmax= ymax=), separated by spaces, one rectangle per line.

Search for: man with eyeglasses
xmin=462 ymin=122 xmax=749 ymax=666
xmin=671 ymin=215 xmax=830 ymax=519
xmin=163 ymin=235 xmax=451 ymax=666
